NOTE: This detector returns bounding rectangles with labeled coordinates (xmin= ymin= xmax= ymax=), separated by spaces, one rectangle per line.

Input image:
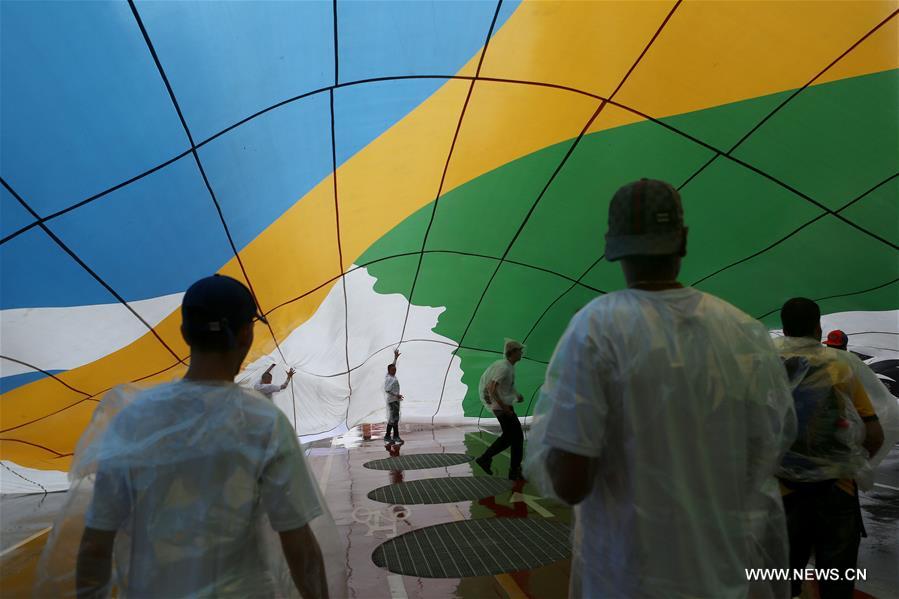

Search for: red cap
xmin=824 ymin=330 xmax=848 ymax=348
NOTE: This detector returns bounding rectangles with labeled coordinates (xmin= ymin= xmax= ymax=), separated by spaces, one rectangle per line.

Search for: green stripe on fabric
xmin=359 ymin=70 xmax=899 ymax=418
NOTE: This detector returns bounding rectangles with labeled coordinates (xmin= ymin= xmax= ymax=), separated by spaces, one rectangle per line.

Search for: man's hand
xmin=516 ymin=393 xmax=524 ymax=403
xmin=398 ymin=394 xmax=404 ymax=401
xmin=394 ymin=349 xmax=401 ymax=359
xmin=287 ymin=368 xmax=296 ymax=378
xmin=279 ymin=525 xmax=329 ymax=599
xmin=547 ymin=448 xmax=596 ymax=505
xmin=76 ymin=527 xmax=116 ymax=599
xmin=863 ymin=418 xmax=884 ymax=457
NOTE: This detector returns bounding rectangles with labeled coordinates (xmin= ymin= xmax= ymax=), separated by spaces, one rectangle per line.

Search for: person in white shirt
xmin=474 ymin=340 xmax=525 ymax=480
xmin=66 ymin=275 xmax=333 ymax=598
xmin=384 ymin=349 xmax=403 ymax=443
xmin=254 ymin=363 xmax=296 ymax=399
xmin=525 ymin=179 xmax=796 ymax=599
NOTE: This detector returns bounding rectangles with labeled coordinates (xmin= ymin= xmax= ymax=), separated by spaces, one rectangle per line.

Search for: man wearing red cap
xmin=824 ymin=329 xmax=849 ymax=351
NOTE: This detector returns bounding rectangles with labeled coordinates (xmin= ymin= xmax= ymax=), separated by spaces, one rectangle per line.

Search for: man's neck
xmin=184 ymin=354 xmax=238 ymax=383
xmin=783 ymin=334 xmax=821 ymax=346
xmin=626 ymin=279 xmax=683 ymax=291
xmin=621 ymin=257 xmax=683 ymax=291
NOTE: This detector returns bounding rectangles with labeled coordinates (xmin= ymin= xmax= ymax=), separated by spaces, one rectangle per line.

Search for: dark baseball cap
xmin=181 ymin=275 xmax=267 ymax=337
xmin=824 ymin=329 xmax=848 ymax=348
xmin=604 ymin=179 xmax=685 ymax=261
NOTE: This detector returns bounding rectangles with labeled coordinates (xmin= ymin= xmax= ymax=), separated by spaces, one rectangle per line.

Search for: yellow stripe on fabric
xmin=610 ymin=0 xmax=899 ymax=135
xmin=3 ymin=0 xmax=897 ymax=469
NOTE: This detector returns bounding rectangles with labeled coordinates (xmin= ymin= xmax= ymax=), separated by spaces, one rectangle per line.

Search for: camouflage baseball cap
xmin=604 ymin=179 xmax=685 ymax=261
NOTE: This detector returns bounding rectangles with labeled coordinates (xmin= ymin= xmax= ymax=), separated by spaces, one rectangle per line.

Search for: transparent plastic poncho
xmin=775 ymin=336 xmax=899 ymax=489
xmin=35 ymin=381 xmax=345 ymax=598
xmin=525 ymin=288 xmax=796 ymax=599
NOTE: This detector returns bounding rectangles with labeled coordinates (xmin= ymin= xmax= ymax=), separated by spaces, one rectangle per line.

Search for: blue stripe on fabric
xmin=336 ymin=0 xmax=519 ymax=166
xmin=1 ymin=185 xmax=35 ymax=240
xmin=198 ymin=93 xmax=334 ymax=252
xmin=0 ymin=370 xmax=66 ymax=395
xmin=47 ymin=156 xmax=236 ymax=303
xmin=0 ymin=228 xmax=115 ymax=309
xmin=136 ymin=0 xmax=335 ymax=144
xmin=0 ymin=1 xmax=189 ymax=216
xmin=0 ymin=0 xmax=521 ymax=308
xmin=334 ymin=78 xmax=449 ymax=166
xmin=338 ymin=0 xmax=518 ymax=83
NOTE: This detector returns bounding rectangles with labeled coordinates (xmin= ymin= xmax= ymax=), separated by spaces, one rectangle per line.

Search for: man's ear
xmin=679 ymin=227 xmax=689 ymax=257
xmin=236 ymin=321 xmax=254 ymax=349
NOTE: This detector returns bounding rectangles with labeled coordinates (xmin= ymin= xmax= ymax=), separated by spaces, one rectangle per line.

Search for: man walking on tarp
xmin=41 ymin=275 xmax=339 ymax=599
xmin=523 ymin=179 xmax=796 ymax=599
xmin=475 ymin=340 xmax=525 ymax=480
xmin=776 ymin=297 xmax=884 ymax=599
xmin=384 ymin=349 xmax=403 ymax=444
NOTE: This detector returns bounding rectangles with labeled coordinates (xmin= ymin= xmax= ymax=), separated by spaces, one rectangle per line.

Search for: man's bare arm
xmin=279 ymin=525 xmax=329 ymax=599
xmin=76 ymin=527 xmax=116 ymax=599
xmin=280 ymin=367 xmax=296 ymax=390
xmin=547 ymin=448 xmax=596 ymax=505
xmin=863 ymin=418 xmax=884 ymax=457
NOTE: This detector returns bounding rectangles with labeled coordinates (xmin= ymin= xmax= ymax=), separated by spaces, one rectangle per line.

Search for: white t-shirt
xmin=527 ymin=288 xmax=795 ymax=599
xmin=384 ymin=374 xmax=400 ymax=404
xmin=85 ymin=381 xmax=322 ymax=597
xmin=253 ymin=382 xmax=282 ymax=398
xmin=478 ymin=359 xmax=518 ymax=409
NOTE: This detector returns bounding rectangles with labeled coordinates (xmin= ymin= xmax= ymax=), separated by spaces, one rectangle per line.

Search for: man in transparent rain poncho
xmin=36 ymin=275 xmax=344 ymax=598
xmin=525 ymin=179 xmax=797 ymax=598
xmin=775 ymin=298 xmax=893 ymax=599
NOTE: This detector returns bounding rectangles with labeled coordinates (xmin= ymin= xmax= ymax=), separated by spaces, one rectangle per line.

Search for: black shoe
xmin=474 ymin=456 xmax=493 ymax=475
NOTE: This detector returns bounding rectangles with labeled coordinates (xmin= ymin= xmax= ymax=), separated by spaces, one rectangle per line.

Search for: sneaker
xmin=383 ymin=435 xmax=392 ymax=442
xmin=393 ymin=437 xmax=404 ymax=445
xmin=474 ymin=455 xmax=493 ymax=475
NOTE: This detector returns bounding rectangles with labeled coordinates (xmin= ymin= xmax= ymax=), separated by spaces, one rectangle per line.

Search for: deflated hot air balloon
xmin=2 ymin=0 xmax=897 ymax=497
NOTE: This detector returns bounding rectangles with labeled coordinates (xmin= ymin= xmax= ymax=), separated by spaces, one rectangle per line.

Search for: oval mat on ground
xmin=363 ymin=453 xmax=473 ymax=471
xmin=372 ymin=517 xmax=571 ymax=577
xmin=367 ymin=476 xmax=513 ymax=504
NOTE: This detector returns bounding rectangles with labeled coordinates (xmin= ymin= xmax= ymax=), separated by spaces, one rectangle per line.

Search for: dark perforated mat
xmin=372 ymin=517 xmax=571 ymax=577
xmin=368 ymin=476 xmax=513 ymax=504
xmin=363 ymin=453 xmax=474 ymax=471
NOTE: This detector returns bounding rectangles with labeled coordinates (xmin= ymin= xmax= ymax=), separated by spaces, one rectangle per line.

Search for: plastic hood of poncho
xmin=35 ymin=382 xmax=346 ymax=598
xmin=775 ymin=337 xmax=899 ymax=490
xmin=524 ymin=288 xmax=796 ymax=599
